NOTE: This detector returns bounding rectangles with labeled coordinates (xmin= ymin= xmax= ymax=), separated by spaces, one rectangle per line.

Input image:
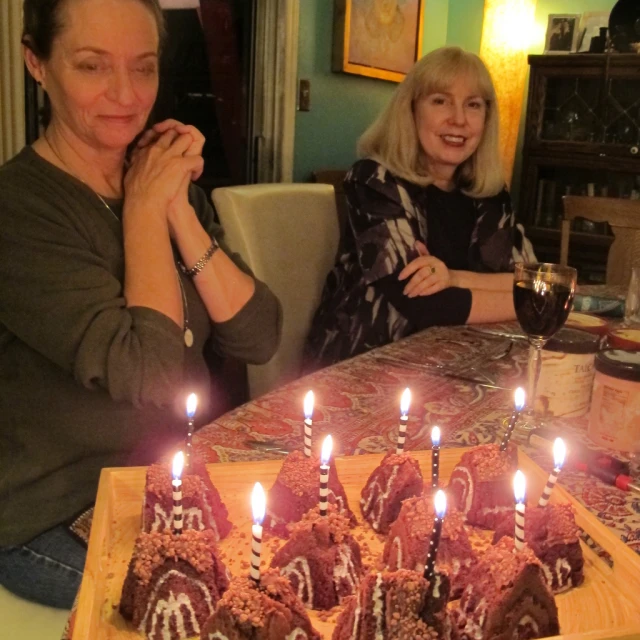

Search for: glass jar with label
xmin=532 ymin=328 xmax=599 ymax=418
xmin=589 ymin=350 xmax=640 ymax=453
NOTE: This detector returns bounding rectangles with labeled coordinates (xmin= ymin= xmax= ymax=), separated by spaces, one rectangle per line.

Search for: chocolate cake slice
xmin=360 ymin=452 xmax=424 ymax=533
xmin=270 ymin=504 xmax=363 ymax=610
xmin=448 ymin=443 xmax=518 ymax=529
xmin=493 ymin=503 xmax=584 ymax=593
xmin=142 ymin=458 xmax=232 ymax=540
xmin=120 ymin=529 xmax=230 ymax=640
xmin=332 ymin=569 xmax=454 ymax=640
xmin=264 ymin=451 xmax=355 ymax=538
xmin=201 ymin=569 xmax=322 ymax=640
xmin=383 ymin=493 xmax=476 ymax=598
xmin=456 ymin=537 xmax=560 ymax=640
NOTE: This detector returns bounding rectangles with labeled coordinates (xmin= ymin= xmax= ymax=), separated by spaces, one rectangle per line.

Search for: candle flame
xmin=321 ymin=434 xmax=333 ymax=465
xmin=514 ymin=387 xmax=526 ymax=412
xmin=513 ymin=470 xmax=526 ymax=504
xmin=252 ymin=482 xmax=266 ymax=525
xmin=304 ymin=390 xmax=314 ymax=420
xmin=431 ymin=426 xmax=441 ymax=447
xmin=172 ymin=451 xmax=184 ymax=480
xmin=400 ymin=388 xmax=411 ymax=417
xmin=553 ymin=438 xmax=566 ymax=469
xmin=186 ymin=393 xmax=197 ymax=419
xmin=434 ymin=489 xmax=447 ymax=519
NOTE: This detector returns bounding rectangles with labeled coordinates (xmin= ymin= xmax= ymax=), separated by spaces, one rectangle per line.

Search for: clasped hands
xmin=124 ymin=119 xmax=205 ymax=225
xmin=398 ymin=241 xmax=456 ymax=297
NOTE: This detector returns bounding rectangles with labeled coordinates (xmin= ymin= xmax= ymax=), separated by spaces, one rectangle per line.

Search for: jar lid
xmin=595 ymin=350 xmax=640 ymax=381
xmin=543 ymin=327 xmax=600 ymax=354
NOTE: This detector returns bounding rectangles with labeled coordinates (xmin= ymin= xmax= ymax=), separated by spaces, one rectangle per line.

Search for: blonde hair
xmin=357 ymin=46 xmax=504 ymax=198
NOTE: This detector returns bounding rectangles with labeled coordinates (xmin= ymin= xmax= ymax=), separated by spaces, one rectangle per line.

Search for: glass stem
xmin=527 ymin=340 xmax=545 ymax=415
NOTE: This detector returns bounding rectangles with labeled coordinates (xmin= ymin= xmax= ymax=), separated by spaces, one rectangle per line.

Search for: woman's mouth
xmin=440 ymin=135 xmax=466 ymax=146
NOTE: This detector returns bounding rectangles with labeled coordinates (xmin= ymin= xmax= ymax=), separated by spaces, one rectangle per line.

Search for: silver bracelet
xmin=179 ymin=239 xmax=219 ymax=278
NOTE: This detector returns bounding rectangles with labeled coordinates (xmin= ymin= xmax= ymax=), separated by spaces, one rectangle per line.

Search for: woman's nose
xmin=448 ymin=103 xmax=466 ymax=126
xmin=108 ymin=68 xmax=135 ymax=105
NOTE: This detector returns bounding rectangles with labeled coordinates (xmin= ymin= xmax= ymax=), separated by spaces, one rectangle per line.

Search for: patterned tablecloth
xmin=62 ymin=320 xmax=640 ymax=639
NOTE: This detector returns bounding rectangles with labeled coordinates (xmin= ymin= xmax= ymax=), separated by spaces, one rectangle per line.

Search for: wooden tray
xmin=74 ymin=449 xmax=640 ymax=640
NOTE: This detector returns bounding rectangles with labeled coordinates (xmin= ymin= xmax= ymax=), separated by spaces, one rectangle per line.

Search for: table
xmin=63 ymin=321 xmax=640 ymax=639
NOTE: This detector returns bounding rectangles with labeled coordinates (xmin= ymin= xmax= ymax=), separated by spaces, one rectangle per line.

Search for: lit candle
xmin=250 ymin=482 xmax=266 ymax=583
xmin=514 ymin=470 xmax=526 ymax=551
xmin=431 ymin=426 xmax=441 ymax=489
xmin=396 ymin=388 xmax=411 ymax=454
xmin=303 ymin=391 xmax=314 ymax=458
xmin=423 ymin=489 xmax=447 ymax=585
xmin=172 ymin=451 xmax=185 ymax=534
xmin=185 ymin=393 xmax=197 ymax=469
xmin=538 ymin=438 xmax=566 ymax=507
xmin=319 ymin=435 xmax=333 ymax=516
xmin=500 ymin=387 xmax=526 ymax=451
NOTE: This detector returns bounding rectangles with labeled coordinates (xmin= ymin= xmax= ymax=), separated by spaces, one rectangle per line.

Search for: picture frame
xmin=544 ymin=14 xmax=581 ymax=54
xmin=577 ymin=11 xmax=610 ymax=52
xmin=332 ymin=0 xmax=425 ymax=83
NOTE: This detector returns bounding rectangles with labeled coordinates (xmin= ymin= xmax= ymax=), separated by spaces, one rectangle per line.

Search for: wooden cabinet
xmin=518 ymin=54 xmax=640 ymax=282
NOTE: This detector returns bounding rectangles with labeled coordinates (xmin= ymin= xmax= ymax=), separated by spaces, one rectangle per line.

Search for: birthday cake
xmin=383 ymin=493 xmax=476 ymax=598
xmin=455 ymin=537 xmax=559 ymax=640
xmin=448 ymin=443 xmax=518 ymax=529
xmin=492 ymin=503 xmax=584 ymax=593
xmin=142 ymin=459 xmax=232 ymax=540
xmin=201 ymin=569 xmax=322 ymax=640
xmin=360 ymin=452 xmax=424 ymax=533
xmin=270 ymin=504 xmax=363 ymax=610
xmin=332 ymin=568 xmax=453 ymax=640
xmin=119 ymin=529 xmax=230 ymax=640
xmin=264 ymin=451 xmax=355 ymax=538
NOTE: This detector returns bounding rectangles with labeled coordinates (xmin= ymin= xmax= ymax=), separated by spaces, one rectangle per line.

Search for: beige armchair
xmin=212 ymin=184 xmax=340 ymax=399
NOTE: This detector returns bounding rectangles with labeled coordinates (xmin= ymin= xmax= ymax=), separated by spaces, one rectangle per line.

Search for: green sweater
xmin=0 ymin=148 xmax=282 ymax=545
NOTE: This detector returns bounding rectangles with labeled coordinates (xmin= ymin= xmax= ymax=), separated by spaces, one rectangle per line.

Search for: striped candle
xmin=424 ymin=490 xmax=447 ymax=585
xmin=396 ymin=388 xmax=411 ymax=454
xmin=538 ymin=438 xmax=566 ymax=507
xmin=500 ymin=387 xmax=525 ymax=451
xmin=319 ymin=435 xmax=333 ymax=516
xmin=172 ymin=451 xmax=185 ymax=534
xmin=303 ymin=391 xmax=314 ymax=458
xmin=431 ymin=426 xmax=441 ymax=489
xmin=514 ymin=470 xmax=526 ymax=551
xmin=185 ymin=393 xmax=197 ymax=469
xmin=250 ymin=482 xmax=266 ymax=582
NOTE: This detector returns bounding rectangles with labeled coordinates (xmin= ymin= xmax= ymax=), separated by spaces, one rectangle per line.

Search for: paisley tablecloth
xmin=62 ymin=321 xmax=640 ymax=639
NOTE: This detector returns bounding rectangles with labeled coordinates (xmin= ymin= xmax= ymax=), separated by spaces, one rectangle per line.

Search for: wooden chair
xmin=560 ymin=196 xmax=640 ymax=285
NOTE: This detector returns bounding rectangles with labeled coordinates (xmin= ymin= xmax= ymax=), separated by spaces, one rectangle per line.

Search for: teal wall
xmin=293 ymin=0 xmax=613 ymax=185
xmin=293 ymin=0 xmax=450 ymax=182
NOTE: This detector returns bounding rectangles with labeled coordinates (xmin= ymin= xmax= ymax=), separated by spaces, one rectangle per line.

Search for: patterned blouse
xmin=304 ymin=159 xmax=536 ymax=370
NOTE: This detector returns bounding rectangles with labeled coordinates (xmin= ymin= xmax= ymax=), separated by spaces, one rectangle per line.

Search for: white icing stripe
xmin=140 ymin=569 xmax=215 ymax=640
xmin=373 ymin=573 xmax=384 ymax=640
xmin=449 ymin=466 xmax=473 ymax=515
xmin=361 ymin=465 xmax=399 ymax=531
xmin=149 ymin=503 xmax=220 ymax=537
xmin=333 ymin=545 xmax=359 ymax=595
xmin=280 ymin=557 xmax=314 ymax=606
xmin=285 ymin=628 xmax=309 ymax=639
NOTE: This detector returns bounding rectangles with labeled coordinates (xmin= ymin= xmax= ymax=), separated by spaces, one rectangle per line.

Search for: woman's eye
xmin=78 ymin=62 xmax=104 ymax=73
xmin=134 ymin=65 xmax=157 ymax=76
xmin=431 ymin=96 xmax=447 ymax=105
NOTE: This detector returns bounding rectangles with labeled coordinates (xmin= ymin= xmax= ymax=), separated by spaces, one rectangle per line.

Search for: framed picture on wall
xmin=332 ymin=0 xmax=425 ymax=82
xmin=544 ymin=14 xmax=581 ymax=54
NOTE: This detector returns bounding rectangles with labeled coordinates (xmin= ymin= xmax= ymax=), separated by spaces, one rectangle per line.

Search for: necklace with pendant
xmin=43 ymin=132 xmax=193 ymax=348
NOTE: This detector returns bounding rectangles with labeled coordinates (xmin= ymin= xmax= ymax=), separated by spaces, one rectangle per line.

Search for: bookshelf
xmin=518 ymin=53 xmax=640 ymax=283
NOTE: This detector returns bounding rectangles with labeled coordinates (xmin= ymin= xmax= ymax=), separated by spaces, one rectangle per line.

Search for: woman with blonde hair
xmin=305 ymin=46 xmax=535 ymax=370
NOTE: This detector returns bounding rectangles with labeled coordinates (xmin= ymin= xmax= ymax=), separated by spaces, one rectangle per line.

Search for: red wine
xmin=513 ymin=280 xmax=573 ymax=339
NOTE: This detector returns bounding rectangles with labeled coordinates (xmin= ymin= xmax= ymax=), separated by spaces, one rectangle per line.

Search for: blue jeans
xmin=0 ymin=524 xmax=86 ymax=609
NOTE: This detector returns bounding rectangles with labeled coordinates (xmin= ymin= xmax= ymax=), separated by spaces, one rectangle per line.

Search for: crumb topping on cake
xmin=399 ymin=495 xmax=466 ymax=542
xmin=218 ymin=570 xmax=301 ymax=628
xmin=132 ymin=529 xmax=217 ymax=582
xmin=288 ymin=503 xmax=352 ymax=543
xmin=481 ymin=537 xmax=540 ymax=578
xmin=276 ymin=451 xmax=321 ymax=496
xmin=462 ymin=444 xmax=517 ymax=481
xmin=532 ymin=503 xmax=580 ymax=545
xmin=381 ymin=452 xmax=417 ymax=468
xmin=145 ymin=464 xmax=205 ymax=499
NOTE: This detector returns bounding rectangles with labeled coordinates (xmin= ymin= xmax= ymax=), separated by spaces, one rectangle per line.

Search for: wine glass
xmin=513 ymin=262 xmax=577 ymax=436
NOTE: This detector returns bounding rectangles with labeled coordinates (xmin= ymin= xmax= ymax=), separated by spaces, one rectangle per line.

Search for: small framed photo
xmin=577 ymin=11 xmax=610 ymax=52
xmin=544 ymin=14 xmax=581 ymax=54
